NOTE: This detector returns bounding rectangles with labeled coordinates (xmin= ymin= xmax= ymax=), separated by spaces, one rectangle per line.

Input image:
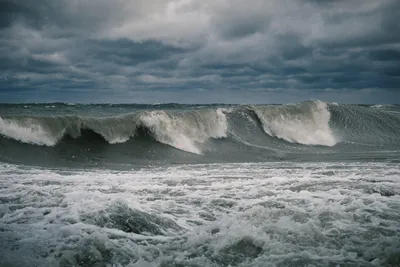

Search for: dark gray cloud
xmin=0 ymin=0 xmax=399 ymax=103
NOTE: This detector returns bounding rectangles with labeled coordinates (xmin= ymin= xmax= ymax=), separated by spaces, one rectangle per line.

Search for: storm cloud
xmin=0 ymin=0 xmax=399 ymax=103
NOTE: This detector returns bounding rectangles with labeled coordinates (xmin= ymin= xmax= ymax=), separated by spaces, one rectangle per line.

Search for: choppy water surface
xmin=0 ymin=102 xmax=399 ymax=266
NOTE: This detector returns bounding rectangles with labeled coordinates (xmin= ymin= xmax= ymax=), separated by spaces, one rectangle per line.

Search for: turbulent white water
xmin=253 ymin=101 xmax=337 ymax=146
xmin=0 ymin=108 xmax=228 ymax=154
xmin=1 ymin=162 xmax=399 ymax=267
xmin=0 ymin=117 xmax=60 ymax=146
xmin=139 ymin=108 xmax=228 ymax=154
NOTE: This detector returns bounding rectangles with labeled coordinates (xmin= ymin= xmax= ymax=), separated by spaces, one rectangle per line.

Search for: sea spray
xmin=252 ymin=101 xmax=337 ymax=146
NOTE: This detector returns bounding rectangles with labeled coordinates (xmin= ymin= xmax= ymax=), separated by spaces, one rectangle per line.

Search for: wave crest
xmin=0 ymin=109 xmax=228 ymax=154
xmin=140 ymin=109 xmax=227 ymax=154
xmin=0 ymin=117 xmax=61 ymax=146
xmin=252 ymin=101 xmax=337 ymax=146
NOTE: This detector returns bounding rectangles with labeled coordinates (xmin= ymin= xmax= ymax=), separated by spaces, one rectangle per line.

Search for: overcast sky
xmin=0 ymin=0 xmax=399 ymax=103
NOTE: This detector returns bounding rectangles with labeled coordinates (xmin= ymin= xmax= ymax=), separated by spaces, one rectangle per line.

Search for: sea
xmin=0 ymin=101 xmax=399 ymax=267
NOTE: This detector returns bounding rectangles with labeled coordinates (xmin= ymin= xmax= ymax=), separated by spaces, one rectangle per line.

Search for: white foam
xmin=139 ymin=109 xmax=228 ymax=154
xmin=1 ymin=162 xmax=399 ymax=266
xmin=254 ymin=101 xmax=337 ymax=146
xmin=0 ymin=109 xmax=229 ymax=150
xmin=372 ymin=104 xmax=384 ymax=108
xmin=0 ymin=117 xmax=59 ymax=146
xmin=83 ymin=116 xmax=132 ymax=144
xmin=105 ymin=135 xmax=131 ymax=144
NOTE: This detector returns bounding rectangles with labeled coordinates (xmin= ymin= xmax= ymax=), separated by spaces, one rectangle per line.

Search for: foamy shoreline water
xmin=1 ymin=162 xmax=399 ymax=266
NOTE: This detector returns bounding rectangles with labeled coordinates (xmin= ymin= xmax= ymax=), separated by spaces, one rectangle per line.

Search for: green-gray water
xmin=1 ymin=101 xmax=399 ymax=266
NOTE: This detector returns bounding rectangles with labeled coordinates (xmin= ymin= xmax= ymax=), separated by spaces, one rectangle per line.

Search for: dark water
xmin=1 ymin=101 xmax=400 ymax=267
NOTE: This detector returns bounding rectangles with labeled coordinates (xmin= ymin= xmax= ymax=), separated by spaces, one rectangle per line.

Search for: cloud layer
xmin=1 ymin=0 xmax=399 ymax=103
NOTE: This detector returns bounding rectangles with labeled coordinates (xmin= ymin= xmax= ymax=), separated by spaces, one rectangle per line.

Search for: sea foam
xmin=253 ymin=101 xmax=337 ymax=146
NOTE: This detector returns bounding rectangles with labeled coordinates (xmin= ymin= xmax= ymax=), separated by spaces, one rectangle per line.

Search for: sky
xmin=0 ymin=0 xmax=399 ymax=104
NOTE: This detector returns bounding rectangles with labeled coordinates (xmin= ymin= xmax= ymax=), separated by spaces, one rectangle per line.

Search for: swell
xmin=328 ymin=103 xmax=400 ymax=146
xmin=1 ymin=101 xmax=400 ymax=167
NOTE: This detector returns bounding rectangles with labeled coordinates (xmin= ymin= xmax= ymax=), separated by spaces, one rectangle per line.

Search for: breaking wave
xmin=0 ymin=109 xmax=228 ymax=154
xmin=252 ymin=101 xmax=336 ymax=146
xmin=1 ymin=101 xmax=400 ymax=166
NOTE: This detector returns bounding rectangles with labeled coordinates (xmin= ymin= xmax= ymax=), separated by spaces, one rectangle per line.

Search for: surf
xmin=1 ymin=101 xmax=400 ymax=167
xmin=0 ymin=108 xmax=228 ymax=154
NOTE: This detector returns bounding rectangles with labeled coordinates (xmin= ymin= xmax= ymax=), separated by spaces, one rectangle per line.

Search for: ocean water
xmin=0 ymin=101 xmax=399 ymax=266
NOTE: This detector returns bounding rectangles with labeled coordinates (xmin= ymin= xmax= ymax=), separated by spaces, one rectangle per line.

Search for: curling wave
xmin=251 ymin=101 xmax=336 ymax=146
xmin=0 ymin=109 xmax=228 ymax=154
xmin=1 ymin=101 xmax=400 ymax=166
